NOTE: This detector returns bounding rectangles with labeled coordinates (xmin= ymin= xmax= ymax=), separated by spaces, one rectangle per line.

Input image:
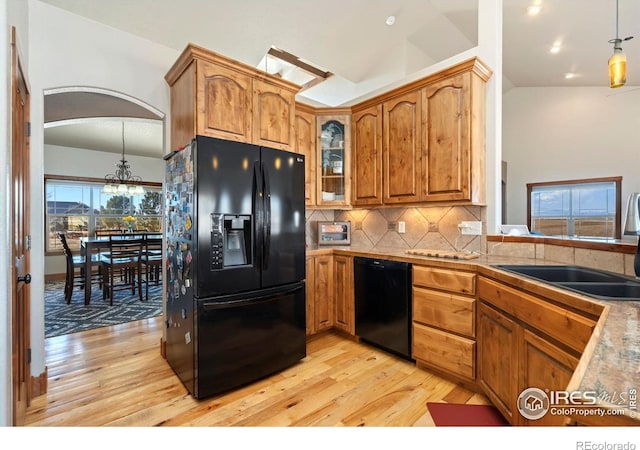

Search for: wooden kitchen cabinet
xmin=422 ymin=70 xmax=486 ymax=203
xmin=165 ymin=43 xmax=299 ymax=151
xmin=333 ymin=255 xmax=354 ymax=335
xmin=477 ymin=301 xmax=520 ymax=425
xmin=295 ymin=103 xmax=316 ymax=206
xmin=520 ymin=329 xmax=579 ymax=426
xmin=305 ymin=256 xmax=315 ymax=336
xmin=252 ymin=78 xmax=296 ymax=150
xmin=313 ymin=255 xmax=334 ymax=332
xmin=383 ymin=89 xmax=423 ymax=204
xmin=477 ymin=276 xmax=593 ymax=426
xmin=351 ymin=104 xmax=383 ymax=206
xmin=411 ymin=265 xmax=477 ymax=382
xmin=316 ymin=113 xmax=351 ymax=207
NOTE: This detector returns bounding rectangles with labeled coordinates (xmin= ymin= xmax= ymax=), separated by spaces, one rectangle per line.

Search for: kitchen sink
xmin=555 ymin=282 xmax=640 ymax=301
xmin=495 ymin=265 xmax=640 ymax=301
xmin=495 ymin=265 xmax=632 ymax=283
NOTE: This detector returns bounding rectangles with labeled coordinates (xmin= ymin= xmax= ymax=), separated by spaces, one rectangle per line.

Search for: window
xmin=46 ymin=177 xmax=162 ymax=252
xmin=527 ymin=177 xmax=622 ymax=239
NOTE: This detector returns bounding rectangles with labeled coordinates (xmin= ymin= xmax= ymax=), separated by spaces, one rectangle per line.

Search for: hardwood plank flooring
xmin=25 ymin=317 xmax=490 ymax=427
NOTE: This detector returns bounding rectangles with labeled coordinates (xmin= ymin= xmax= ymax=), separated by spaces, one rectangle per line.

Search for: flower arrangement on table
xmin=123 ymin=215 xmax=137 ymax=232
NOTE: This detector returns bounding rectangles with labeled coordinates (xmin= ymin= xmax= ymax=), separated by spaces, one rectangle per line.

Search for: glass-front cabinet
xmin=316 ymin=113 xmax=351 ymax=207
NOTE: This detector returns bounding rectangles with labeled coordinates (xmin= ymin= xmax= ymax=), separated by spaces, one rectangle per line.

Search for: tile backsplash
xmin=305 ymin=206 xmax=486 ymax=252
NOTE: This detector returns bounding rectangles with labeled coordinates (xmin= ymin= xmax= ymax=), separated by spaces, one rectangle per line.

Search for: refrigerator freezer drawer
xmin=194 ymin=282 xmax=306 ymax=399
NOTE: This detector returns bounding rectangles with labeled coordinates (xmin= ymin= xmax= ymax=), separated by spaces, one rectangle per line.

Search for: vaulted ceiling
xmin=39 ymin=0 xmax=640 ymax=157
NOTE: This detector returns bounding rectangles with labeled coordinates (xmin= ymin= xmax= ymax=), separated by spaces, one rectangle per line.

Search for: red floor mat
xmin=427 ymin=402 xmax=510 ymax=426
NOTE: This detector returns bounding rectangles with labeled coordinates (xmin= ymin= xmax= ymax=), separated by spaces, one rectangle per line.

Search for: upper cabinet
xmin=383 ymin=90 xmax=423 ymax=204
xmin=165 ymin=43 xmax=300 ymax=151
xmin=423 ymin=70 xmax=486 ymax=203
xmin=350 ymin=57 xmax=492 ymax=207
xmin=351 ymin=105 xmax=383 ymax=207
xmin=294 ymin=103 xmax=317 ymax=207
xmin=316 ymin=112 xmax=351 ymax=208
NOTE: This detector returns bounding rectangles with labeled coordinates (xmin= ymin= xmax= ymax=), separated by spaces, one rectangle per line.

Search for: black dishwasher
xmin=354 ymin=257 xmax=412 ymax=360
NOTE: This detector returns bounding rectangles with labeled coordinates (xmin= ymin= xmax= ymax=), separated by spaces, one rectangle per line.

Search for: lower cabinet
xmin=477 ymin=301 xmax=520 ymax=424
xmin=333 ymin=255 xmax=355 ymax=335
xmin=411 ymin=265 xmax=477 ymax=382
xmin=477 ymin=276 xmax=585 ymax=426
xmin=306 ymin=254 xmax=355 ymax=337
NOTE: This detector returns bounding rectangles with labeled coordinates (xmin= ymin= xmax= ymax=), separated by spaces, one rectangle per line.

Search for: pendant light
xmin=103 ymin=121 xmax=145 ymax=195
xmin=608 ymin=0 xmax=633 ymax=88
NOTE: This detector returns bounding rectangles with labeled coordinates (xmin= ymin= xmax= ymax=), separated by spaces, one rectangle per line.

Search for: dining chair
xmin=100 ymin=236 xmax=144 ymax=305
xmin=57 ymin=232 xmax=102 ymax=304
xmin=141 ymin=235 xmax=163 ymax=300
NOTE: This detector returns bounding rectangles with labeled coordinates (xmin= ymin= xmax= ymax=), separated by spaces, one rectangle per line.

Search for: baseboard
xmin=31 ymin=367 xmax=48 ymax=398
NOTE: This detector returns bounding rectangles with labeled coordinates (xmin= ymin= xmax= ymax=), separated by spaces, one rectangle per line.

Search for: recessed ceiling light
xmin=386 ymin=15 xmax=396 ymax=26
xmin=565 ymin=73 xmax=576 ymax=79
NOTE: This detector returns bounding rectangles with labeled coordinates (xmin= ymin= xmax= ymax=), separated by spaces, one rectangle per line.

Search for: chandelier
xmin=103 ymin=121 xmax=145 ymax=195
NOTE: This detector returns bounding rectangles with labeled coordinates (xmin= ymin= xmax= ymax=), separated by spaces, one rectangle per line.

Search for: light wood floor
xmin=25 ymin=317 xmax=490 ymax=426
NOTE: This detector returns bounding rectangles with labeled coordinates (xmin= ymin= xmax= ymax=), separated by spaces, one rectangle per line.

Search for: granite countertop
xmin=306 ymin=245 xmax=640 ymax=425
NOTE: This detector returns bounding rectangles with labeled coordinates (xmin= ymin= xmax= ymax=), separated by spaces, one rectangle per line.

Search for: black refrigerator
xmin=163 ymin=135 xmax=306 ymax=399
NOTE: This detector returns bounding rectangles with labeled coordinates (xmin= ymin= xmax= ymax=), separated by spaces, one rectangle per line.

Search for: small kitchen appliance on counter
xmin=318 ymin=221 xmax=351 ymax=245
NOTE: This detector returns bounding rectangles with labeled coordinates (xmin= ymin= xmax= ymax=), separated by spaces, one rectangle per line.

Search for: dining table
xmin=80 ymin=232 xmax=162 ymax=304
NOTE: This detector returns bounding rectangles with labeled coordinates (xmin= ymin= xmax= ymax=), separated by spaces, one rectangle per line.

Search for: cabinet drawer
xmin=413 ymin=323 xmax=475 ymax=379
xmin=413 ymin=265 xmax=476 ymax=295
xmin=478 ymin=277 xmax=595 ymax=353
xmin=413 ymin=287 xmax=475 ymax=337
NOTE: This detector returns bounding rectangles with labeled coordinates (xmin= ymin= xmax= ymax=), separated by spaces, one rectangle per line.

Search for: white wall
xmin=27 ymin=0 xmax=178 ymax=395
xmin=503 ymin=86 xmax=640 ymax=238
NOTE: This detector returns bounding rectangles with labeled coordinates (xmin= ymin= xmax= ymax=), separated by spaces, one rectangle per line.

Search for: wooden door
xmin=11 ymin=27 xmax=31 ymax=425
xmin=198 ymin=60 xmax=252 ymax=143
xmin=383 ymin=90 xmax=423 ymax=204
xmin=477 ymin=301 xmax=519 ymax=425
xmin=294 ymin=104 xmax=316 ymax=207
xmin=423 ymin=73 xmax=471 ymax=202
xmin=351 ymin=105 xmax=383 ymax=206
xmin=333 ymin=255 xmax=354 ymax=335
xmin=252 ymin=79 xmax=295 ymax=151
xmin=520 ymin=330 xmax=579 ymax=426
xmin=313 ymin=255 xmax=334 ymax=332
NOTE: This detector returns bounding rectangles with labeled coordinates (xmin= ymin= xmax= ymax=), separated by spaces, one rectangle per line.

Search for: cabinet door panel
xmin=333 ymin=255 xmax=354 ymax=335
xmin=295 ymin=107 xmax=316 ymax=206
xmin=352 ymin=105 xmax=383 ymax=206
xmin=314 ymin=255 xmax=334 ymax=332
xmin=423 ymin=73 xmax=470 ymax=202
xmin=253 ymin=79 xmax=295 ymax=150
xmin=383 ymin=91 xmax=422 ymax=204
xmin=198 ymin=61 xmax=252 ymax=143
xmin=521 ymin=330 xmax=579 ymax=426
xmin=305 ymin=256 xmax=315 ymax=336
xmin=478 ymin=301 xmax=519 ymax=425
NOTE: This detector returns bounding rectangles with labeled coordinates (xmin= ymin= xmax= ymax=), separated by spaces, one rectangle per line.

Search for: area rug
xmin=44 ymin=281 xmax=163 ymax=338
xmin=426 ymin=402 xmax=510 ymax=426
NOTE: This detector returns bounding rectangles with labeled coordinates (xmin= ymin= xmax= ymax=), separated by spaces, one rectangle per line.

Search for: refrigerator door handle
xmin=253 ymin=161 xmax=264 ymax=269
xmin=201 ymin=285 xmax=301 ymax=310
xmin=262 ymin=161 xmax=271 ymax=270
